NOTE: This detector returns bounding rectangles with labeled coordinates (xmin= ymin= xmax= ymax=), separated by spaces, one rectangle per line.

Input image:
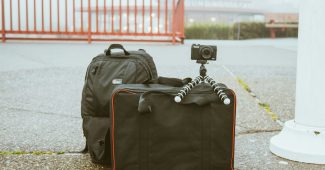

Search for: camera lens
xmin=200 ymin=46 xmax=213 ymax=59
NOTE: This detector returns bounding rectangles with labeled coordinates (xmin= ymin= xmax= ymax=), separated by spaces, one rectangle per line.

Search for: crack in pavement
xmin=237 ymin=129 xmax=281 ymax=136
xmin=221 ymin=65 xmax=284 ymax=127
xmin=0 ymin=151 xmax=84 ymax=155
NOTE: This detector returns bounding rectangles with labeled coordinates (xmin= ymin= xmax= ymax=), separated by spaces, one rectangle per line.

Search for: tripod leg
xmin=205 ymin=76 xmax=231 ymax=105
xmin=174 ymin=76 xmax=202 ymax=103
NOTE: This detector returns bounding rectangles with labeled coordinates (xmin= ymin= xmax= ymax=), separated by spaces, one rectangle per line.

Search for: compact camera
xmin=191 ymin=44 xmax=217 ymax=61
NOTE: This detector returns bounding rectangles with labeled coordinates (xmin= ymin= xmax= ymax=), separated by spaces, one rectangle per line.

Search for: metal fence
xmin=0 ymin=0 xmax=184 ymax=43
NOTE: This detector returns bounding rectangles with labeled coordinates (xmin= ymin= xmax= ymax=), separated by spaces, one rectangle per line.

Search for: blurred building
xmin=185 ymin=0 xmax=299 ymax=25
xmin=83 ymin=0 xmax=298 ymax=32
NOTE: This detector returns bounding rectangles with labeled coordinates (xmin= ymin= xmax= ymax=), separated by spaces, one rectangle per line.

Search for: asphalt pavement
xmin=1 ymin=38 xmax=324 ymax=169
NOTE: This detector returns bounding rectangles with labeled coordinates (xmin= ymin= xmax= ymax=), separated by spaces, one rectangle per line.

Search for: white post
xmin=269 ymin=0 xmax=325 ymax=164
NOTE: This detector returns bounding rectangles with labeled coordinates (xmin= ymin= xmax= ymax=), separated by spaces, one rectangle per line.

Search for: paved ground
xmin=0 ymin=39 xmax=324 ymax=169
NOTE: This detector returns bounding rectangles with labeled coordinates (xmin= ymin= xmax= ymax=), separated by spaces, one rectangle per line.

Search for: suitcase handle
xmin=105 ymin=44 xmax=130 ymax=55
xmin=138 ymin=90 xmax=220 ymax=113
xmin=147 ymin=77 xmax=192 ymax=87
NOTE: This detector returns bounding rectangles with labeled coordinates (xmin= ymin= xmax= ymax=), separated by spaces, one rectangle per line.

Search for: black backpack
xmin=81 ymin=44 xmax=158 ymax=165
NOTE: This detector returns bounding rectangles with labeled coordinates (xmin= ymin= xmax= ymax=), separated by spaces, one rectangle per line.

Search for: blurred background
xmin=185 ymin=0 xmax=298 ymax=40
xmin=0 ymin=0 xmax=299 ymax=43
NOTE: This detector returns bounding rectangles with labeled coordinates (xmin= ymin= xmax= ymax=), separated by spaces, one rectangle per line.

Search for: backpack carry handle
xmin=105 ymin=44 xmax=130 ymax=55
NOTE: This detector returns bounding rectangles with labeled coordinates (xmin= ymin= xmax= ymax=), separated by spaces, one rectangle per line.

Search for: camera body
xmin=191 ymin=44 xmax=217 ymax=61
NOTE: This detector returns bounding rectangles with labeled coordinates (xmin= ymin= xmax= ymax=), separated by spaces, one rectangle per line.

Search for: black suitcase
xmin=110 ymin=83 xmax=236 ymax=170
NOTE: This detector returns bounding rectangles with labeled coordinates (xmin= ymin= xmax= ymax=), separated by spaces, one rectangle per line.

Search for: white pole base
xmin=270 ymin=120 xmax=325 ymax=164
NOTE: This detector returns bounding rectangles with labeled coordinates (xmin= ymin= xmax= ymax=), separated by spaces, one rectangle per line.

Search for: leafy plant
xmin=185 ymin=22 xmax=298 ymax=40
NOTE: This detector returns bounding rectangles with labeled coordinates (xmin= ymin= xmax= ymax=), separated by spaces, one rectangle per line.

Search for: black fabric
xmin=81 ymin=44 xmax=158 ymax=165
xmin=83 ymin=116 xmax=111 ymax=164
xmin=148 ymin=76 xmax=192 ymax=87
xmin=157 ymin=76 xmax=192 ymax=87
xmin=111 ymin=84 xmax=236 ymax=170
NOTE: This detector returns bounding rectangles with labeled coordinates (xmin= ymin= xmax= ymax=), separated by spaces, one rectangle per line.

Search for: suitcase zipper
xmin=111 ymin=89 xmax=134 ymax=170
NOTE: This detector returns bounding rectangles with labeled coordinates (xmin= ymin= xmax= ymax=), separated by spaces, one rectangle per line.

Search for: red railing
xmin=0 ymin=0 xmax=184 ymax=44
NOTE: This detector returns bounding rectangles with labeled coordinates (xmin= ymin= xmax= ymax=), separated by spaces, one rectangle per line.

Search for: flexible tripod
xmin=174 ymin=61 xmax=231 ymax=105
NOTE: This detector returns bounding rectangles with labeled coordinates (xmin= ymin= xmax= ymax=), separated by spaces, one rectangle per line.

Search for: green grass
xmin=0 ymin=151 xmax=65 ymax=155
xmin=236 ymin=78 xmax=252 ymax=93
xmin=236 ymin=77 xmax=279 ymax=121
xmin=258 ymin=102 xmax=279 ymax=121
